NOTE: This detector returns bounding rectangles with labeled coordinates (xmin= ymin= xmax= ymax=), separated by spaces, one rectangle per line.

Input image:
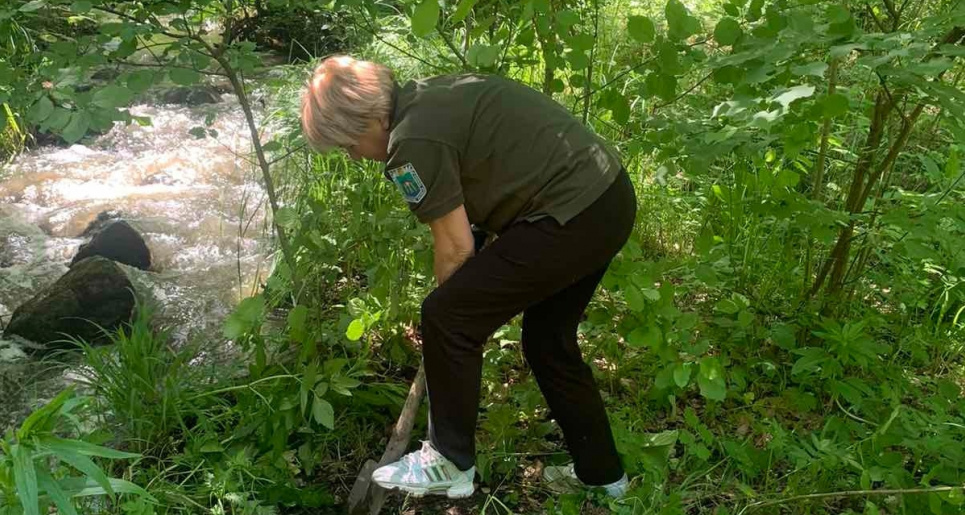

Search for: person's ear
xmin=380 ymin=114 xmax=390 ymax=131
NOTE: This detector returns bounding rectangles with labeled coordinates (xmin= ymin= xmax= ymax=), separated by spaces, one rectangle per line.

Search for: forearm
xmin=434 ymin=248 xmax=473 ymax=286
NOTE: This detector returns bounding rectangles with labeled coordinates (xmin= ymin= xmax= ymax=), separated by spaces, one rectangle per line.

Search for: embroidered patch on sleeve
xmin=386 ymin=163 xmax=427 ymax=204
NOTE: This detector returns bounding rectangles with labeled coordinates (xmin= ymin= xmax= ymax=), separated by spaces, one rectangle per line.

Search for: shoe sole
xmin=375 ymin=481 xmax=475 ymax=499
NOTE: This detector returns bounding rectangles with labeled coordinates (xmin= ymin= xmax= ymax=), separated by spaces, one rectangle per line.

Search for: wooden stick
xmin=347 ymin=364 xmax=427 ymax=514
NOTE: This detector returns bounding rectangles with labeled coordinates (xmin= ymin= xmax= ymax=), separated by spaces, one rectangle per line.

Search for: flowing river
xmin=0 ymin=93 xmax=272 ymax=427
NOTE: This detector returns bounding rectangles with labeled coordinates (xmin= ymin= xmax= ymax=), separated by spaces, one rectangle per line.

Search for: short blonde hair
xmin=300 ymin=55 xmax=395 ymax=152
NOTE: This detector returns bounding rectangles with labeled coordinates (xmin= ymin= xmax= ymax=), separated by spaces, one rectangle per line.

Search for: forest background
xmin=1 ymin=0 xmax=965 ymax=513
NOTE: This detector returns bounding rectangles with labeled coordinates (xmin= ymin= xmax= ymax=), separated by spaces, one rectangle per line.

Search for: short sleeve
xmin=384 ymin=139 xmax=464 ymax=223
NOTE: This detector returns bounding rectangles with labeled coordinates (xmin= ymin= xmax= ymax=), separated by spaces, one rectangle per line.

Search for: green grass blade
xmin=17 ymin=388 xmax=74 ymax=440
xmin=11 ymin=445 xmax=40 ymax=515
xmin=38 ymin=436 xmax=139 ymax=460
xmin=45 ymin=446 xmax=114 ymax=497
xmin=59 ymin=477 xmax=156 ymax=503
xmin=36 ymin=469 xmax=78 ymax=515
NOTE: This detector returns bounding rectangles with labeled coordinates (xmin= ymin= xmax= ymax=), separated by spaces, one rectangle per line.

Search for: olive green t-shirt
xmin=384 ymin=74 xmax=622 ymax=234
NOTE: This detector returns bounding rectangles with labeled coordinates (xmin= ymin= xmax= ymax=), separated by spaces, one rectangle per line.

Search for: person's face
xmin=345 ymin=117 xmax=390 ymax=162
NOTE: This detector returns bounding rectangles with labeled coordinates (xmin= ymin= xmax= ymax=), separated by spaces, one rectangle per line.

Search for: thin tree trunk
xmin=809 ymin=90 xmax=892 ymax=297
xmin=811 ymin=59 xmax=838 ymax=201
xmin=582 ymin=0 xmax=598 ymax=124
xmin=212 ymin=50 xmax=301 ymax=297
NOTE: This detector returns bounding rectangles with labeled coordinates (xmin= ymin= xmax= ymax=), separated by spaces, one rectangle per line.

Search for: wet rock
xmin=160 ymin=86 xmax=223 ymax=106
xmin=71 ymin=219 xmax=151 ymax=271
xmin=79 ymin=210 xmax=124 ymax=238
xmin=91 ymin=67 xmax=121 ymax=82
xmin=3 ymin=256 xmax=136 ymax=352
xmin=0 ymin=214 xmax=45 ymax=268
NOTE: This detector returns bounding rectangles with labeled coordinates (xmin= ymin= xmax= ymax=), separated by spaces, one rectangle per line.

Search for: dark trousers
xmin=421 ymin=169 xmax=636 ymax=486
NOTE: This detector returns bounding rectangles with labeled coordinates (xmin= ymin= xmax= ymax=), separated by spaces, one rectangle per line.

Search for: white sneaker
xmin=371 ymin=441 xmax=475 ymax=498
xmin=543 ymin=464 xmax=629 ymax=498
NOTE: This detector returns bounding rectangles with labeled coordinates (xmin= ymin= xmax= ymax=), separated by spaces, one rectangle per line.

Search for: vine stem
xmin=188 ymin=374 xmax=299 ymax=400
xmin=738 ymin=485 xmax=964 ymax=514
xmin=738 ymin=486 xmax=965 ymax=515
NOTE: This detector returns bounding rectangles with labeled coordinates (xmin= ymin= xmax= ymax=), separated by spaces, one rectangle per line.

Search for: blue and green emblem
xmin=387 ymin=163 xmax=427 ymax=204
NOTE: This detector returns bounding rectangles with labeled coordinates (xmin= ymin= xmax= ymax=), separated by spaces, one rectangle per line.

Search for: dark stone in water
xmin=72 ymin=219 xmax=151 ymax=271
xmin=80 ymin=210 xmax=124 ymax=238
xmin=160 ymin=86 xmax=222 ymax=106
xmin=91 ymin=67 xmax=121 ymax=82
xmin=3 ymin=256 xmax=135 ymax=352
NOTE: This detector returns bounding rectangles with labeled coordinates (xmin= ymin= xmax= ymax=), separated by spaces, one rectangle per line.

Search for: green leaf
xmin=36 ymin=470 xmax=77 ymax=515
xmin=46 ymin=447 xmax=113 ymax=497
xmin=223 ymin=295 xmax=265 ymax=339
xmin=59 ymin=477 xmax=154 ymax=501
xmin=199 ymin=441 xmax=223 ymax=453
xmin=826 ymin=4 xmax=850 ymax=23
xmin=772 ymin=85 xmax=815 ymax=110
xmin=566 ymin=51 xmax=589 ymax=71
xmin=665 ymin=0 xmax=700 ymax=41
xmin=627 ymin=16 xmax=655 ymax=43
xmin=467 ymin=44 xmax=500 ymax=68
xmin=452 ymin=0 xmax=479 ymax=23
xmin=70 ymin=0 xmax=91 ymax=13
xmin=627 ymin=325 xmax=662 ymax=348
xmin=697 ymin=357 xmax=726 ymax=401
xmin=188 ymin=126 xmax=207 ymax=139
xmin=28 ymin=96 xmax=54 ymax=124
xmin=125 ymin=70 xmax=155 ymax=93
xmin=792 ymin=61 xmax=828 ymax=78
xmin=19 ymin=0 xmax=46 ymax=12
xmin=713 ymin=65 xmax=743 ymax=85
xmin=288 ymin=305 xmax=309 ymax=343
xmin=345 ymin=319 xmax=365 ymax=341
xmin=168 ymin=68 xmax=201 ymax=86
xmin=44 ymin=107 xmax=72 ymax=131
xmin=646 ymin=72 xmax=677 ymax=102
xmin=61 ymin=111 xmax=90 ymax=144
xmin=13 ymin=445 xmax=39 ymax=515
xmin=261 ymin=140 xmax=282 ymax=152
xmin=791 ymin=347 xmax=829 ymax=375
xmin=332 ymin=375 xmax=361 ymax=396
xmin=625 ymin=285 xmax=645 ymax=312
xmin=312 ymin=397 xmax=335 ymax=429
xmin=714 ymin=17 xmax=742 ymax=46
xmin=92 ymin=85 xmax=133 ymax=109
xmin=775 ymin=169 xmax=800 ymax=189
xmin=411 ymin=0 xmax=440 ymax=38
xmin=821 ymin=93 xmax=849 ymax=117
xmin=673 ymin=363 xmax=692 ymax=388
xmin=38 ymin=437 xmax=139 ymax=460
xmin=556 ymin=10 xmax=581 ymax=30
xmin=300 ymin=362 xmax=317 ymax=415
xmin=946 ymin=147 xmax=960 ymax=180
xmin=274 ymin=206 xmax=298 ymax=228
xmin=642 ymin=288 xmax=661 ymax=302
xmin=657 ymin=40 xmax=682 ymax=75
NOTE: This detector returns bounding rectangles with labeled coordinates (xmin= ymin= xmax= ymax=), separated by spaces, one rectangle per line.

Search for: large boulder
xmin=3 ymin=256 xmax=136 ymax=352
xmin=71 ymin=219 xmax=151 ymax=271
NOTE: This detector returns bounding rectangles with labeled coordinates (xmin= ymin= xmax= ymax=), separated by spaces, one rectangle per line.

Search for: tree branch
xmin=439 ymin=28 xmax=469 ymax=69
xmin=117 ymin=61 xmax=226 ymax=77
xmin=881 ymin=0 xmax=900 ymax=29
xmin=864 ymin=3 xmax=888 ymax=33
xmin=654 ymin=72 xmax=712 ymax=110
xmin=353 ymin=7 xmax=446 ymax=72
xmin=576 ymin=39 xmax=708 ymax=104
